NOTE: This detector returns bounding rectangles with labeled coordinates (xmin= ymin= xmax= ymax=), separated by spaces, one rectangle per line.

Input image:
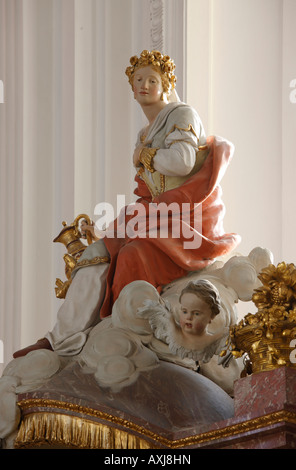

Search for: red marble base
xmin=189 ymin=367 xmax=296 ymax=449
xmin=234 ymin=366 xmax=296 ymax=419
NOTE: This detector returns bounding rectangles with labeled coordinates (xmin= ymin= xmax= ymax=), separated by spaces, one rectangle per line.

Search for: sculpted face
xmin=179 ymin=293 xmax=213 ymax=336
xmin=132 ymin=65 xmax=164 ymax=105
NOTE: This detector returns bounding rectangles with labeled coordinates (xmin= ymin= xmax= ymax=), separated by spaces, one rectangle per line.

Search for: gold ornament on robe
xmin=223 ymin=262 xmax=296 ymax=375
xmin=53 ymin=214 xmax=93 ymax=299
xmin=139 ymin=147 xmax=158 ymax=173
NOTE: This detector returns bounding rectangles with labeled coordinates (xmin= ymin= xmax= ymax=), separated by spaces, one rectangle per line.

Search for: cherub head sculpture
xmin=178 ymin=279 xmax=221 ymax=337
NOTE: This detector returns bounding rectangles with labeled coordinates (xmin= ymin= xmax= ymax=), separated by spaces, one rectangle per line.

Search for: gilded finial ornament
xmin=125 ymin=50 xmax=176 ymax=95
xmin=223 ymin=262 xmax=296 ymax=375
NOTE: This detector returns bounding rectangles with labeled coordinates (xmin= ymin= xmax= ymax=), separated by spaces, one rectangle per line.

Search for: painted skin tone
xmin=132 ymin=65 xmax=168 ymax=167
xmin=176 ymin=292 xmax=224 ymax=351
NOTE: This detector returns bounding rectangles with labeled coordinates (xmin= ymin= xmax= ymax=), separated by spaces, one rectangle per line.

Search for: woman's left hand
xmin=80 ymin=220 xmax=99 ymax=242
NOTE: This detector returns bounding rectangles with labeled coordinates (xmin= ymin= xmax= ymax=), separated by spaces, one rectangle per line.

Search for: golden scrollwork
xmin=165 ymin=123 xmax=198 ymax=140
xmin=225 ymin=262 xmax=296 ymax=374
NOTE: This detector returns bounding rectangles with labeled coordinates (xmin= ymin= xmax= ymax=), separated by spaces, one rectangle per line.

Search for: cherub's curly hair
xmin=179 ymin=279 xmax=221 ymax=317
xmin=125 ymin=50 xmax=176 ymax=95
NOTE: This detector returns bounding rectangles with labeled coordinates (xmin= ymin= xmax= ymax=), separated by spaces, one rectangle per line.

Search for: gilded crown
xmin=223 ymin=262 xmax=296 ymax=375
xmin=125 ymin=50 xmax=176 ymax=94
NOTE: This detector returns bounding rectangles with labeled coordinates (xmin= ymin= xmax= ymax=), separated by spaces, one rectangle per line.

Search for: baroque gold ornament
xmin=53 ymin=214 xmax=93 ymax=299
xmin=225 ymin=262 xmax=296 ymax=374
xmin=139 ymin=147 xmax=158 ymax=173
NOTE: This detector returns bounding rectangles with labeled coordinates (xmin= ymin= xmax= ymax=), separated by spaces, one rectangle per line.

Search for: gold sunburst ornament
xmin=225 ymin=262 xmax=296 ymax=374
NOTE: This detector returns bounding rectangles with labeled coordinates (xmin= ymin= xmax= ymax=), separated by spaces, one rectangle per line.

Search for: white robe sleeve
xmin=153 ymin=126 xmax=205 ymax=177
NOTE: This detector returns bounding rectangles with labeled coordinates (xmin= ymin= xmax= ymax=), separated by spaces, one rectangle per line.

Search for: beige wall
xmin=187 ymin=0 xmax=296 ymax=318
xmin=187 ymin=0 xmax=296 ymax=267
xmin=282 ymin=0 xmax=296 ymax=262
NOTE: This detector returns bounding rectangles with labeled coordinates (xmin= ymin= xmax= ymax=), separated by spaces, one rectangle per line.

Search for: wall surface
xmin=187 ymin=0 xmax=296 ymax=267
xmin=187 ymin=0 xmax=296 ymax=318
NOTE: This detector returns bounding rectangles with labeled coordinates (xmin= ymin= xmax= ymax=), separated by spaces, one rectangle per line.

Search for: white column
xmin=74 ymin=0 xmax=136 ymax=216
xmin=282 ymin=0 xmax=296 ymax=263
xmin=73 ymin=0 xmax=187 ymax=216
xmin=163 ymin=0 xmax=187 ymax=102
xmin=21 ymin=0 xmax=56 ymax=347
xmin=187 ymin=0 xmax=283 ymax=264
xmin=52 ymin=0 xmax=75 ymax=233
xmin=21 ymin=0 xmax=76 ymax=346
xmin=0 ymin=0 xmax=24 ymax=372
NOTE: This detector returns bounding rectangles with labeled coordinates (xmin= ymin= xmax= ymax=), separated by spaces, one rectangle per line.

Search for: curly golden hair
xmin=125 ymin=50 xmax=176 ymax=95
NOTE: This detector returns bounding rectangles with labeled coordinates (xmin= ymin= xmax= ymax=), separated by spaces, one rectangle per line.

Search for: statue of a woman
xmin=13 ymin=50 xmax=240 ymax=359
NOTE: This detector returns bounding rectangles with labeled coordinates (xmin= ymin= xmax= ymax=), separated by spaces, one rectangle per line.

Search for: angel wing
xmin=137 ymin=298 xmax=175 ymax=345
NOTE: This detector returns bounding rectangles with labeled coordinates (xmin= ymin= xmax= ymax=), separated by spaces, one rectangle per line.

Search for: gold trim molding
xmin=15 ymin=398 xmax=296 ymax=449
xmin=75 ymin=256 xmax=110 ymax=269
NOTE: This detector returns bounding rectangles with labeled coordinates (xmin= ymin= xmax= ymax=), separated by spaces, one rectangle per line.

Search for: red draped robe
xmin=100 ymin=136 xmax=240 ymax=318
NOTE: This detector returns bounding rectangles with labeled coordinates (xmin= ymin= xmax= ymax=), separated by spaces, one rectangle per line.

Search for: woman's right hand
xmin=133 ymin=143 xmax=145 ymax=167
